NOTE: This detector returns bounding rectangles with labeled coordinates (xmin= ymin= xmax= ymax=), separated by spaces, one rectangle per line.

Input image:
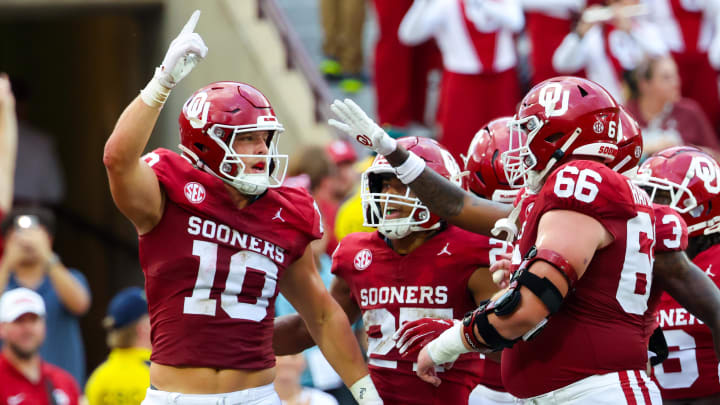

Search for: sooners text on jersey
xmin=139 ymin=149 xmax=322 ymax=370
xmin=503 ymin=160 xmax=657 ymax=398
xmin=332 ymin=226 xmax=510 ymax=403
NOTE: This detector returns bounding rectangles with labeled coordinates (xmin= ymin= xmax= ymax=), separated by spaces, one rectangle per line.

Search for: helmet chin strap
xmin=378 ymin=225 xmax=412 ymax=240
xmin=232 ymin=178 xmax=268 ymax=196
xmin=379 ymin=220 xmax=441 ymax=240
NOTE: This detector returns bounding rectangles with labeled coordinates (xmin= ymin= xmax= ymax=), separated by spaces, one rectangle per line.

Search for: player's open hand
xmin=328 ymin=99 xmax=397 ymax=156
xmin=394 ymin=318 xmax=456 ymax=357
xmin=156 ymin=10 xmax=208 ymax=89
xmin=416 ymin=346 xmax=442 ymax=387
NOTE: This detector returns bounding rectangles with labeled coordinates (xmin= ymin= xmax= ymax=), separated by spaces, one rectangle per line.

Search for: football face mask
xmin=360 ymin=137 xmax=464 ymax=239
xmin=361 ymin=170 xmax=433 ymax=240
xmin=179 ymin=82 xmax=288 ymax=195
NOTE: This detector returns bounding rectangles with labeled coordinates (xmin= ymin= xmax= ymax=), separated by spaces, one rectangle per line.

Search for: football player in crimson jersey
xmin=0 ymin=73 xmax=17 ymax=253
xmin=102 ymin=11 xmax=380 ymax=405
xmin=610 ymin=109 xmax=720 ymax=377
xmin=634 ymin=147 xmax=720 ymax=404
xmin=395 ymin=118 xmax=520 ymax=405
xmin=273 ymin=137 xmax=510 ymax=404
xmin=330 ymin=76 xmax=666 ymax=402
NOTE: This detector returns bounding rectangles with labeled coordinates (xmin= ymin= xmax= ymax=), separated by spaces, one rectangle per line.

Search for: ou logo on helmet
xmin=689 ymin=156 xmax=720 ymax=194
xmin=187 ymin=92 xmax=211 ymax=129
xmin=538 ymin=83 xmax=570 ymax=117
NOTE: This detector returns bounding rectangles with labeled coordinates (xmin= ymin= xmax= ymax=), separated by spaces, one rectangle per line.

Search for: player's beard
xmin=8 ymin=341 xmax=39 ymax=360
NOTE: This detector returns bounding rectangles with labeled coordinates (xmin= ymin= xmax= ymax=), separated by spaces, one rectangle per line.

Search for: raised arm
xmin=280 ymin=245 xmax=381 ymax=404
xmin=329 ymin=99 xmax=513 ymax=236
xmin=274 ymin=276 xmax=362 ymax=355
xmin=477 ymin=0 xmax=525 ymax=32
xmin=398 ymin=0 xmax=448 ymax=46
xmin=103 ymin=11 xmax=207 ymax=234
xmin=0 ymin=73 xmax=17 ymax=214
xmin=520 ymin=0 xmax=584 ymax=12
xmin=654 ymin=250 xmax=720 ymax=356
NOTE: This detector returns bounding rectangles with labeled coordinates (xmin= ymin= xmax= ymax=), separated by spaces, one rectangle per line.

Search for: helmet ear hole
xmin=544 ymin=132 xmax=565 ymax=143
xmin=194 ymin=143 xmax=208 ymax=152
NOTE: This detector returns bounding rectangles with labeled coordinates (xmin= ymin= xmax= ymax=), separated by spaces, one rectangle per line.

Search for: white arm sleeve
xmin=631 ymin=21 xmax=669 ymax=57
xmin=398 ymin=0 xmax=449 ymax=45
xmin=553 ymin=32 xmax=589 ymax=73
xmin=481 ymin=0 xmax=525 ymax=32
xmin=520 ymin=0 xmax=584 ymax=12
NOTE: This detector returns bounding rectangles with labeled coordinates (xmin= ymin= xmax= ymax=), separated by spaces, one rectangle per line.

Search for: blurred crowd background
xmin=1 ymin=0 xmax=720 ymax=404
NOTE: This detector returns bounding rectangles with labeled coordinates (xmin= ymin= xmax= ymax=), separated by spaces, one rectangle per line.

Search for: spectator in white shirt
xmin=521 ymin=0 xmax=596 ymax=85
xmin=649 ymin=0 xmax=720 ymax=132
xmin=399 ymin=0 xmax=524 ymax=161
xmin=553 ymin=0 xmax=668 ymax=101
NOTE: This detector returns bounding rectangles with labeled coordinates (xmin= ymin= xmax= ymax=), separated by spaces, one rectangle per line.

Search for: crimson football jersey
xmin=0 ymin=354 xmax=80 ymax=405
xmin=644 ymin=205 xmax=689 ymax=339
xmin=503 ymin=160 xmax=657 ymax=398
xmin=332 ymin=226 xmax=509 ymax=403
xmin=652 ymin=244 xmax=720 ymax=400
xmin=139 ymin=148 xmax=322 ymax=370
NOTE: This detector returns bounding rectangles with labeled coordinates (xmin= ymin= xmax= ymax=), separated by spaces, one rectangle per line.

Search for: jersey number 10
xmin=183 ymin=240 xmax=279 ymax=321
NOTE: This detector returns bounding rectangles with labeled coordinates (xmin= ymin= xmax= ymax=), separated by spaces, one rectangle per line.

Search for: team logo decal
xmin=184 ymin=182 xmax=206 ymax=204
xmin=538 ymin=83 xmax=570 ymax=117
xmin=356 ymin=134 xmax=372 ymax=147
xmin=688 ymin=156 xmax=720 ymax=194
xmin=354 ymin=249 xmax=372 ymax=271
xmin=186 ymin=92 xmax=211 ymax=129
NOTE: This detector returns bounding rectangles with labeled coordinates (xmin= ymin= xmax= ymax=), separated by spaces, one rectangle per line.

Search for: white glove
xmin=157 ymin=10 xmax=207 ymax=88
xmin=328 ymin=99 xmax=397 ymax=156
xmin=141 ymin=10 xmax=208 ymax=107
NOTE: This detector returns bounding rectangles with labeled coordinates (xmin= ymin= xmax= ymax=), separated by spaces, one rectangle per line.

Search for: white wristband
xmin=349 ymin=374 xmax=383 ymax=404
xmin=140 ymin=70 xmax=172 ymax=108
xmin=395 ymin=152 xmax=426 ymax=185
xmin=426 ymin=322 xmax=471 ymax=365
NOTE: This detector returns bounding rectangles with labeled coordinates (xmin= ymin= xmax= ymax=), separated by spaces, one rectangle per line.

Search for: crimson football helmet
xmin=635 ymin=146 xmax=720 ymax=236
xmin=465 ymin=117 xmax=521 ymax=203
xmin=178 ymin=81 xmax=287 ymax=195
xmin=609 ymin=106 xmax=644 ymax=176
xmin=502 ymin=76 xmax=621 ymax=191
xmin=361 ymin=137 xmax=463 ymax=239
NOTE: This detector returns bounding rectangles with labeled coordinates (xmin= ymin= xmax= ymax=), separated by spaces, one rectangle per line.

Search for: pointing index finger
xmin=180 ymin=10 xmax=201 ymax=35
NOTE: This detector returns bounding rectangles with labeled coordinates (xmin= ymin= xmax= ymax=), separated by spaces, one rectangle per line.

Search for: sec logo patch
xmin=184 ymin=182 xmax=206 ymax=204
xmin=354 ymin=249 xmax=372 ymax=271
